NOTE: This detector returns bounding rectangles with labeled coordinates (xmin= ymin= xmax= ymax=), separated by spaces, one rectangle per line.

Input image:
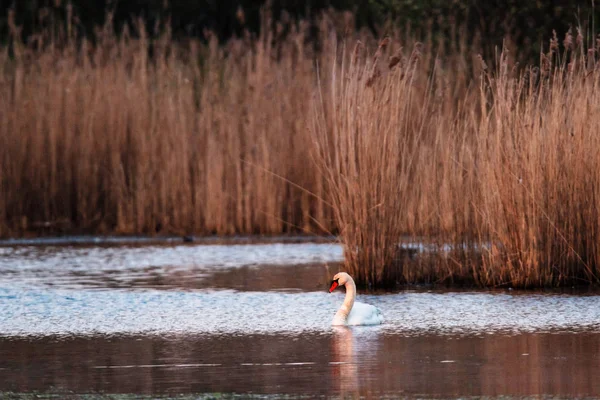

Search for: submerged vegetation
xmin=1 ymin=8 xmax=600 ymax=288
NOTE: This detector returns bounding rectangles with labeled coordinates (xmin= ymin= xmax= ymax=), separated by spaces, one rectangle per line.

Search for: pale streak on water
xmin=3 ymin=287 xmax=600 ymax=337
xmin=2 ymin=240 xmax=600 ymax=398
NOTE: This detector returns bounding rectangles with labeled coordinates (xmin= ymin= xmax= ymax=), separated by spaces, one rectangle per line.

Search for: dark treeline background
xmin=0 ymin=1 xmax=599 ymax=58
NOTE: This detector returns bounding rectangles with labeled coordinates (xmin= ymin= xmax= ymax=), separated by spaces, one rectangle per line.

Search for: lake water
xmin=1 ymin=238 xmax=600 ymax=399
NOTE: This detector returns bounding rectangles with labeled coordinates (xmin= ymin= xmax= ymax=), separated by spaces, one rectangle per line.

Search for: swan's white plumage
xmin=329 ymin=272 xmax=383 ymax=326
xmin=345 ymin=301 xmax=384 ymax=325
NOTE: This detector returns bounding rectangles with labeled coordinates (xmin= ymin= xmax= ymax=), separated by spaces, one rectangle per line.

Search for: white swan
xmin=328 ymin=272 xmax=384 ymax=326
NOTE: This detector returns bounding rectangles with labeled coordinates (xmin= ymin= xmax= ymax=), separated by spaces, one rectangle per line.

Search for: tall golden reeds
xmin=2 ymin=8 xmax=600 ymax=288
xmin=312 ymin=29 xmax=600 ymax=288
xmin=0 ymin=10 xmax=333 ymax=237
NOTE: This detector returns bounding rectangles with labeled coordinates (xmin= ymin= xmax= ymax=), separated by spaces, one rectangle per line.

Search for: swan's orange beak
xmin=328 ymin=279 xmax=339 ymax=293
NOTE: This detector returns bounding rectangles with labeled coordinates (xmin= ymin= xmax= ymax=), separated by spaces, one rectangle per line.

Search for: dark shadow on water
xmin=131 ymin=263 xmax=335 ymax=292
xmin=0 ymin=242 xmax=344 ymax=292
xmin=0 ymin=235 xmax=337 ymax=247
xmin=2 ymin=331 xmax=600 ymax=397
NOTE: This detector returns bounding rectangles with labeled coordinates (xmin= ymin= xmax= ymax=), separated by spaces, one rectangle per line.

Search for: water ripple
xmin=2 ymin=287 xmax=600 ymax=337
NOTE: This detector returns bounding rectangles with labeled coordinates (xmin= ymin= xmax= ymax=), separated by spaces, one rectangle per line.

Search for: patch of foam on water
xmin=2 ymin=287 xmax=600 ymax=337
xmin=0 ymin=243 xmax=344 ymax=289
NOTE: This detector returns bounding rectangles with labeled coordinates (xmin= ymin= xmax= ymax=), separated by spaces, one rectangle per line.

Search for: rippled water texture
xmin=2 ymin=239 xmax=600 ymax=398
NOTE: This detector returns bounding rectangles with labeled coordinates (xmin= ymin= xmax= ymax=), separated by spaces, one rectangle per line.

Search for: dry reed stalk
xmin=312 ymin=39 xmax=437 ymax=287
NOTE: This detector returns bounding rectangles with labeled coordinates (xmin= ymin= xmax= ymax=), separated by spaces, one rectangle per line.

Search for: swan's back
xmin=346 ymin=301 xmax=384 ymax=326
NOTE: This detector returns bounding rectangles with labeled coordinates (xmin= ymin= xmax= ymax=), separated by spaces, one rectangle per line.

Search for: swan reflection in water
xmin=331 ymin=325 xmax=385 ymax=396
xmin=331 ymin=326 xmax=359 ymax=395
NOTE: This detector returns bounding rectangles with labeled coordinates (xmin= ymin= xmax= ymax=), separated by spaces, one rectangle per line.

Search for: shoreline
xmin=0 ymin=233 xmax=338 ymax=247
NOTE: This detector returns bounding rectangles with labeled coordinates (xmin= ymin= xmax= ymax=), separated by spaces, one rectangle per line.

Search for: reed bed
xmin=313 ymin=30 xmax=600 ymax=288
xmin=0 ymin=13 xmax=334 ymax=237
xmin=1 ymin=11 xmax=600 ymax=287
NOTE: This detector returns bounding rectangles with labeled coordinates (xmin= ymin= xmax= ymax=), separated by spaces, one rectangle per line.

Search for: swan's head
xmin=329 ymin=272 xmax=351 ymax=293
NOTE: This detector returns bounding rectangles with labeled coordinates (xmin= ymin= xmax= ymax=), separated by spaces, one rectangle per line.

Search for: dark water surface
xmin=2 ymin=240 xmax=600 ymax=398
xmin=3 ymin=331 xmax=600 ymax=398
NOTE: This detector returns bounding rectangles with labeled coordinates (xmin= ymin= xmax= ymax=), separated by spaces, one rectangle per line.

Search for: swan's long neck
xmin=334 ymin=277 xmax=356 ymax=322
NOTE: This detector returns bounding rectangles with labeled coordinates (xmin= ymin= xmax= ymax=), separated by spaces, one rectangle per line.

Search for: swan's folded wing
xmin=346 ymin=302 xmax=384 ymax=326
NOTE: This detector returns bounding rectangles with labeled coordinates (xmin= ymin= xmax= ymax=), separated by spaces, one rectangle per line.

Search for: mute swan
xmin=328 ymin=272 xmax=384 ymax=326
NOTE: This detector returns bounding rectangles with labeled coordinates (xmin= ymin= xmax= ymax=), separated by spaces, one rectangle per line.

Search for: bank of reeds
xmin=0 ymin=12 xmax=335 ymax=237
xmin=1 ymin=10 xmax=600 ymax=287
xmin=313 ymin=30 xmax=600 ymax=288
